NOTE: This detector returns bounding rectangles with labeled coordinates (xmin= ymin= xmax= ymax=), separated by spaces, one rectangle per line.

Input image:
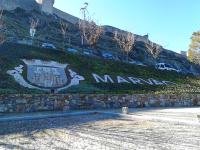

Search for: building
xmin=36 ymin=0 xmax=55 ymax=14
xmin=0 ymin=0 xmax=79 ymax=24
xmin=103 ymin=25 xmax=152 ymax=45
xmin=0 ymin=0 xmax=39 ymax=11
xmin=0 ymin=0 xmax=54 ymax=14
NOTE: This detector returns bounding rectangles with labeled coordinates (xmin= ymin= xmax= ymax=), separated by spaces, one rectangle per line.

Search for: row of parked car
xmin=67 ymin=47 xmax=119 ymax=61
xmin=41 ymin=43 xmax=181 ymax=73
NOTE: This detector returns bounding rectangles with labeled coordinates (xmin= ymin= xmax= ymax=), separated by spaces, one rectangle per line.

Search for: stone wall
xmin=0 ymin=0 xmax=55 ymax=15
xmin=0 ymin=94 xmax=200 ymax=113
xmin=41 ymin=0 xmax=54 ymax=14
xmin=53 ymin=8 xmax=79 ymax=24
xmin=0 ymin=0 xmax=39 ymax=11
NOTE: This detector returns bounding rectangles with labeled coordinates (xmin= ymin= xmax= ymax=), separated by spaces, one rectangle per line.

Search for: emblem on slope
xmin=7 ymin=59 xmax=85 ymax=92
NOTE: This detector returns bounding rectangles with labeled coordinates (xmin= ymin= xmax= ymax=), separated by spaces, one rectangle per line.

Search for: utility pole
xmin=79 ymin=2 xmax=89 ymax=47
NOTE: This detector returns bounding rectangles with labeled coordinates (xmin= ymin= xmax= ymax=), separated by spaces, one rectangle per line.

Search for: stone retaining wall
xmin=0 ymin=94 xmax=200 ymax=113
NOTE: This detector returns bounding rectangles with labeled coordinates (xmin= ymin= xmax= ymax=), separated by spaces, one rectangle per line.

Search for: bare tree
xmin=84 ymin=21 xmax=103 ymax=48
xmin=114 ymin=31 xmax=135 ymax=62
xmin=145 ymin=42 xmax=162 ymax=58
xmin=0 ymin=9 xmax=6 ymax=45
xmin=79 ymin=2 xmax=103 ymax=49
xmin=60 ymin=20 xmax=68 ymax=50
xmin=29 ymin=18 xmax=39 ymax=44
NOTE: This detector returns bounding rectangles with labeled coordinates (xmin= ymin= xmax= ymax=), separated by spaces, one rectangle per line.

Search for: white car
xmin=42 ymin=43 xmax=56 ymax=49
xmin=155 ymin=63 xmax=180 ymax=72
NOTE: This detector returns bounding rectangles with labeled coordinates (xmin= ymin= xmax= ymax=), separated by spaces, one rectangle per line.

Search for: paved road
xmin=1 ymin=107 xmax=199 ymax=125
xmin=0 ymin=108 xmax=200 ymax=150
xmin=125 ymin=107 xmax=200 ymax=125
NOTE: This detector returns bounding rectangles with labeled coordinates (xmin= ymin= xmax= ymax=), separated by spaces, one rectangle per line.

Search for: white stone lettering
xmin=128 ymin=77 xmax=143 ymax=84
xmin=92 ymin=73 xmax=175 ymax=86
xmin=117 ymin=76 xmax=130 ymax=83
xmin=162 ymin=81 xmax=176 ymax=85
xmin=150 ymin=79 xmax=165 ymax=85
xmin=7 ymin=62 xmax=175 ymax=93
xmin=92 ymin=73 xmax=114 ymax=83
xmin=140 ymin=78 xmax=154 ymax=85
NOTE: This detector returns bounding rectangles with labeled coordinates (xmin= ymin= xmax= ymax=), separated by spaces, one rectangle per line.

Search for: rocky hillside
xmin=2 ymin=8 xmax=200 ymax=75
xmin=1 ymin=42 xmax=200 ymax=94
xmin=1 ymin=8 xmax=200 ymax=94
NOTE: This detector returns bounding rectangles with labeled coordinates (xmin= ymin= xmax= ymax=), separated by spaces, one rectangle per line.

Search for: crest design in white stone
xmin=7 ymin=59 xmax=85 ymax=92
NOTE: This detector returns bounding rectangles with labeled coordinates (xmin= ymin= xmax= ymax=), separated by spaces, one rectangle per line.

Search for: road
xmin=0 ymin=107 xmax=200 ymax=149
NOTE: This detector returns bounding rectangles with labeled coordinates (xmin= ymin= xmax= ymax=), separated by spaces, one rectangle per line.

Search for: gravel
xmin=0 ymin=113 xmax=200 ymax=150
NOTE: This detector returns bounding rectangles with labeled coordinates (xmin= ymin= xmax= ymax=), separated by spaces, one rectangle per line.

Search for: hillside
xmin=2 ymin=8 xmax=200 ymax=76
xmin=1 ymin=43 xmax=200 ymax=94
xmin=1 ymin=8 xmax=200 ymax=94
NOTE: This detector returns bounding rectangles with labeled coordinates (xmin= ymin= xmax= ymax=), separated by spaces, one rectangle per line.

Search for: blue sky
xmin=54 ymin=0 xmax=200 ymax=53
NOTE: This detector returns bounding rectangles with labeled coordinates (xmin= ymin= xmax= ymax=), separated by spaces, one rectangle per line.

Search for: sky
xmin=54 ymin=0 xmax=200 ymax=53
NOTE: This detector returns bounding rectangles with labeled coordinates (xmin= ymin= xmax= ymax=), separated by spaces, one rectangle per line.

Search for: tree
xmin=60 ymin=20 xmax=68 ymax=50
xmin=0 ymin=9 xmax=6 ymax=45
xmin=79 ymin=2 xmax=103 ymax=49
xmin=188 ymin=31 xmax=200 ymax=64
xmin=83 ymin=20 xmax=103 ymax=48
xmin=29 ymin=18 xmax=39 ymax=45
xmin=145 ymin=42 xmax=162 ymax=59
xmin=114 ymin=31 xmax=135 ymax=62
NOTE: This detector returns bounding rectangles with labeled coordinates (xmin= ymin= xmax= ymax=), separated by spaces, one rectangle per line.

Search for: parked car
xmin=102 ymin=52 xmax=114 ymax=59
xmin=42 ymin=43 xmax=56 ymax=49
xmin=155 ymin=63 xmax=180 ymax=72
xmin=129 ymin=61 xmax=146 ymax=66
xmin=83 ymin=51 xmax=93 ymax=56
xmin=101 ymin=51 xmax=119 ymax=60
xmin=83 ymin=49 xmax=98 ymax=56
xmin=67 ymin=48 xmax=78 ymax=53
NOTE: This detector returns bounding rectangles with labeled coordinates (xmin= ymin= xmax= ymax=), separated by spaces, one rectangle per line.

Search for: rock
xmin=0 ymin=105 xmax=7 ymax=112
xmin=63 ymin=106 xmax=70 ymax=112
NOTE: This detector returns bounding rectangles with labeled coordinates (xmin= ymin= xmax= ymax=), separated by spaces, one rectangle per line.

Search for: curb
xmin=0 ymin=110 xmax=199 ymax=126
xmin=0 ymin=111 xmax=99 ymax=122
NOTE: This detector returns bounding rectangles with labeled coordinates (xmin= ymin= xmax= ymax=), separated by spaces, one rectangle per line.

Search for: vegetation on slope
xmin=1 ymin=43 xmax=200 ymax=94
